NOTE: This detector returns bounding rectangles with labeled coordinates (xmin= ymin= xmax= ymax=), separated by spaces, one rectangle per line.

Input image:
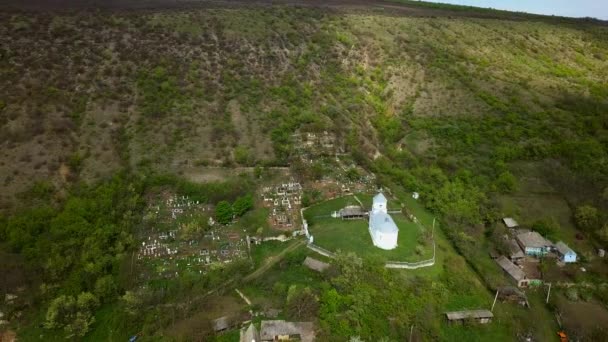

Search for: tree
xmin=45 ymin=292 xmax=99 ymax=337
xmin=286 ymin=286 xmax=319 ymax=320
xmin=599 ymin=222 xmax=608 ymax=243
xmin=232 ymin=195 xmax=254 ymax=217
xmin=122 ymin=291 xmax=143 ymax=316
xmin=215 ymin=201 xmax=233 ymax=225
xmin=94 ymin=276 xmax=117 ymax=302
xmin=575 ymin=205 xmax=599 ymax=232
xmin=532 ymin=217 xmax=560 ymax=240
xmin=495 ymin=171 xmax=518 ymax=193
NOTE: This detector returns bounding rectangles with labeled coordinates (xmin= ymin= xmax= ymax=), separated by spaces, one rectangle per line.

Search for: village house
xmin=445 ymin=310 xmax=494 ymax=325
xmin=516 ymin=231 xmax=552 ymax=257
xmin=496 ymin=256 xmax=530 ymax=288
xmin=554 ymin=241 xmax=577 ymax=263
xmin=368 ymin=193 xmax=399 ymax=250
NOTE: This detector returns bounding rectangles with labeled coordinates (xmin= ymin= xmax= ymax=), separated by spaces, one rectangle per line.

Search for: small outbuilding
xmin=259 ymin=320 xmax=315 ymax=342
xmin=503 ymin=217 xmax=519 ymax=228
xmin=554 ymin=241 xmax=577 ymax=263
xmin=445 ymin=310 xmax=494 ymax=325
xmin=496 ymin=256 xmax=529 ymax=288
xmin=339 ymin=206 xmax=367 ymax=220
xmin=516 ymin=231 xmax=552 ymax=257
xmin=303 ymin=256 xmax=330 ymax=273
xmin=240 ymin=323 xmax=260 ymax=342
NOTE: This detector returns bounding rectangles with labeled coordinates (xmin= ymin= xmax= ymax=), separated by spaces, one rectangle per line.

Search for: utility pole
xmin=491 ymin=289 xmax=500 ymax=312
xmin=409 ymin=324 xmax=414 ymax=342
xmin=546 ymin=283 xmax=552 ymax=304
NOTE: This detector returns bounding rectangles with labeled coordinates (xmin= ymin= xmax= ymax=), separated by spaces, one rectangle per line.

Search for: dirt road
xmin=243 ymin=239 xmax=304 ymax=282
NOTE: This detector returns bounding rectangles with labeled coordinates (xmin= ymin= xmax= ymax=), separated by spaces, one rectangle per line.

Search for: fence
xmin=385 ymin=242 xmax=436 ymax=269
xmin=302 ymin=191 xmax=437 ymax=270
xmin=306 ymin=243 xmax=336 ymax=258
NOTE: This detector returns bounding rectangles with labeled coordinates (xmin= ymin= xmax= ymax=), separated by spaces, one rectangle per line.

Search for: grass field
xmin=305 ymin=195 xmax=432 ymax=262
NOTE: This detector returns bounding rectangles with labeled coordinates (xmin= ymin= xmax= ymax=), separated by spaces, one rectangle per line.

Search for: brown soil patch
xmin=557 ymin=299 xmax=608 ymax=339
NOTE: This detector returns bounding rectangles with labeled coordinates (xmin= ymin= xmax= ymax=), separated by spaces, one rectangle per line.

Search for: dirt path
xmin=244 ymin=239 xmax=304 ymax=282
xmin=160 ymin=239 xmax=304 ymax=309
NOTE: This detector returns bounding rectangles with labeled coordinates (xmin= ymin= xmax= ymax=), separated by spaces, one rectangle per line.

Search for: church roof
xmin=370 ymin=212 xmax=398 ymax=234
xmin=373 ymin=193 xmax=387 ymax=204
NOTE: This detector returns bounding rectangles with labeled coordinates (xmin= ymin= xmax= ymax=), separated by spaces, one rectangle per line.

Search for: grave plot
xmin=260 ymin=180 xmax=303 ymax=231
xmin=306 ymin=157 xmax=377 ymax=200
xmin=291 ymin=130 xmax=345 ymax=160
xmin=136 ymin=192 xmax=249 ymax=280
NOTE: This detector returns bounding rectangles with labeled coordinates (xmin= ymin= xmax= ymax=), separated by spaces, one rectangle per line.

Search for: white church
xmin=368 ymin=193 xmax=399 ymax=250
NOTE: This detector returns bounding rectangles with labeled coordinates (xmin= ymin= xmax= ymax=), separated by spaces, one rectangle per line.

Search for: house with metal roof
xmin=554 ymin=241 xmax=577 ymax=263
xmin=368 ymin=193 xmax=398 ymax=250
xmin=516 ymin=231 xmax=552 ymax=256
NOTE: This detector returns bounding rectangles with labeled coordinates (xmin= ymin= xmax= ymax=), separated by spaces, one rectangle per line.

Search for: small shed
xmin=502 ymin=217 xmax=519 ymax=228
xmin=496 ymin=256 xmax=529 ymax=288
xmin=555 ymin=241 xmax=577 ymax=263
xmin=445 ymin=310 xmax=494 ymax=325
xmin=497 ymin=286 xmax=528 ymax=306
xmin=303 ymin=256 xmax=330 ymax=272
xmin=339 ymin=206 xmax=367 ymax=220
xmin=212 ymin=316 xmax=232 ymax=332
xmin=240 ymin=323 xmax=260 ymax=342
xmin=260 ymin=320 xmax=315 ymax=342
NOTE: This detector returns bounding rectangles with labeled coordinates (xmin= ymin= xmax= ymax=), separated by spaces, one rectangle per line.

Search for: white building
xmin=369 ymin=193 xmax=399 ymax=250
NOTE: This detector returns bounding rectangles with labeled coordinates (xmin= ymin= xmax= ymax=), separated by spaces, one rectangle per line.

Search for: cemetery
xmin=136 ymin=192 xmax=250 ymax=280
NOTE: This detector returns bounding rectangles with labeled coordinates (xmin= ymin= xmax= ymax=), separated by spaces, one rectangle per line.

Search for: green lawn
xmin=305 ymin=196 xmax=431 ymax=262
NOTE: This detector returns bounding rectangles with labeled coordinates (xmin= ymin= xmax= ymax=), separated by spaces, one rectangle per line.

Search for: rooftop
xmin=508 ymin=239 xmax=525 ymax=259
xmin=303 ymin=256 xmax=330 ymax=272
xmin=339 ymin=206 xmax=367 ymax=217
xmin=517 ymin=231 xmax=552 ymax=249
xmin=445 ymin=310 xmax=494 ymax=321
xmin=260 ymin=320 xmax=315 ymax=342
xmin=496 ymin=256 xmax=526 ymax=282
xmin=240 ymin=323 xmax=260 ymax=342
xmin=555 ymin=241 xmax=575 ymax=255
xmin=370 ymin=212 xmax=399 ymax=234
xmin=503 ymin=217 xmax=519 ymax=228
xmin=373 ymin=192 xmax=387 ymax=204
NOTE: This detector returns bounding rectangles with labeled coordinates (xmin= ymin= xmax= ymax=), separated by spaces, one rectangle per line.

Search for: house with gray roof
xmin=516 ymin=231 xmax=552 ymax=257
